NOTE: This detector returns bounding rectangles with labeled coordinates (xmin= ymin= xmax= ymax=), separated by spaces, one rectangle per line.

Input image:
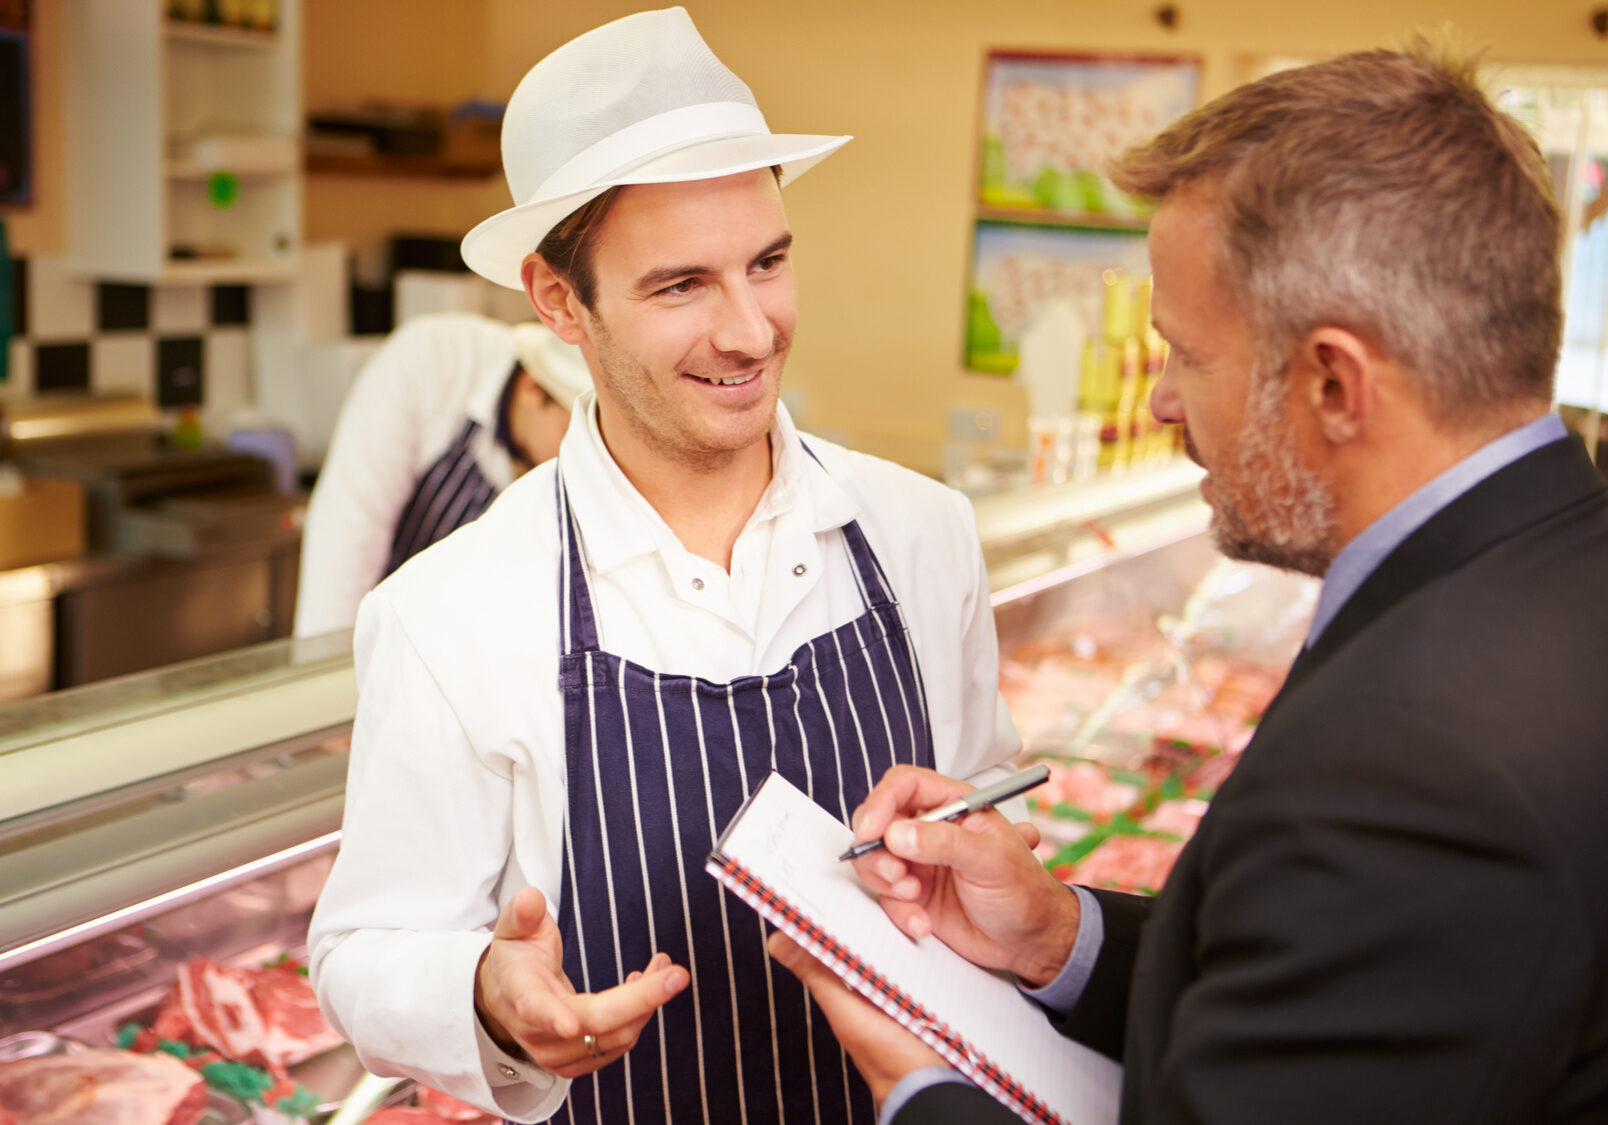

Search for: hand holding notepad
xmin=707 ymin=772 xmax=1121 ymax=1125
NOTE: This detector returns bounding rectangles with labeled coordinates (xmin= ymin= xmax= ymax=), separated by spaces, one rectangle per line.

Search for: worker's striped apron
xmin=550 ymin=467 xmax=934 ymax=1124
xmin=383 ymin=419 xmax=497 ymax=578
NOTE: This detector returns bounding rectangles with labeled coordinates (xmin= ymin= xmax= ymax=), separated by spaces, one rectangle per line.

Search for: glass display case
xmin=0 ymin=632 xmax=374 ymax=1116
xmin=0 ymin=463 xmax=1315 ymax=1118
xmin=979 ymin=469 xmax=1318 ymax=895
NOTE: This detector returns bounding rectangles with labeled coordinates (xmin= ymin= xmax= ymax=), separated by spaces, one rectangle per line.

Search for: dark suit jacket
xmin=895 ymin=435 xmax=1608 ymax=1124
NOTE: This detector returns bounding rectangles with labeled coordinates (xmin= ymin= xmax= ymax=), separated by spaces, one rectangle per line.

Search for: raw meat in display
xmin=1035 ymin=760 xmax=1141 ymax=820
xmin=157 ymin=957 xmax=344 ymax=1074
xmin=1068 ymin=834 xmax=1186 ymax=894
xmin=367 ymin=1110 xmax=462 ymax=1125
xmin=0 ymin=1049 xmax=207 ymax=1125
xmin=417 ymin=1088 xmax=495 ymax=1121
xmin=1140 ymin=798 xmax=1209 ymax=838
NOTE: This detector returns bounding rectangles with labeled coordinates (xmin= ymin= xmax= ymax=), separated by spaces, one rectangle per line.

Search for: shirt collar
xmin=1307 ymin=412 xmax=1568 ymax=646
xmin=555 ymin=390 xmax=862 ymax=575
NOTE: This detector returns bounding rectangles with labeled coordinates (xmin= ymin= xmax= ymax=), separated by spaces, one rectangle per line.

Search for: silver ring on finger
xmin=584 ymin=1032 xmax=605 ymax=1059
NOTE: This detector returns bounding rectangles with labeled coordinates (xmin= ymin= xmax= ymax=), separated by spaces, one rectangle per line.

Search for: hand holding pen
xmin=843 ymin=764 xmax=1083 ymax=987
xmin=838 ymin=764 xmax=1051 ymax=861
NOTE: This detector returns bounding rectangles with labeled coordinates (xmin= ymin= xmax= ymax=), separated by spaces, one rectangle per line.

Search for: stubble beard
xmin=587 ymin=312 xmax=786 ymax=474
xmin=1201 ymin=371 xmax=1340 ymax=578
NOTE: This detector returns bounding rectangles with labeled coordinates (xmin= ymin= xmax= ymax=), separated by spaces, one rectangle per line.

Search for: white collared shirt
xmin=308 ymin=393 xmax=1021 ymax=1119
xmin=294 ymin=313 xmax=531 ymax=639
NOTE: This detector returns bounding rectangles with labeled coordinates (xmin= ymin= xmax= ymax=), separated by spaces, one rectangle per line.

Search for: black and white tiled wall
xmin=4 ymin=253 xmax=255 ymax=434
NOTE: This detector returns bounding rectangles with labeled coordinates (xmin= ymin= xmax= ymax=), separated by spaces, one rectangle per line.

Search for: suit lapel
xmin=1269 ymin=435 xmax=1603 ymax=709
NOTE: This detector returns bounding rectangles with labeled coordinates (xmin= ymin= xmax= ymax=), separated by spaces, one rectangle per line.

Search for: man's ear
xmin=523 ymin=254 xmax=587 ymax=345
xmin=1293 ymin=326 xmax=1375 ymax=446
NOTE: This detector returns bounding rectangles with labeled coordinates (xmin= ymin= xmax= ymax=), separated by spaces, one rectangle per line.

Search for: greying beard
xmin=1208 ymin=369 xmax=1340 ymax=578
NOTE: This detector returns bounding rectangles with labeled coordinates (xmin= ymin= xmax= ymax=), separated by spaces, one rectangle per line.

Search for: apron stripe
xmin=549 ymin=452 xmax=932 ymax=1123
xmin=805 ymin=638 xmax=852 ymax=824
xmin=619 ymin=674 xmax=674 ymax=1113
xmin=386 ymin=420 xmax=498 ymax=577
xmin=654 ymin=677 xmax=713 ymax=1125
xmin=583 ymin=653 xmax=635 ymax=1125
xmin=850 ymin=617 xmax=904 ymax=767
xmin=558 ymin=782 xmax=602 ymax=1124
xmin=689 ymin=679 xmax=751 ymax=1123
xmin=728 ymin=685 xmax=788 ymax=1123
xmin=829 ymin=629 xmax=878 ymax=797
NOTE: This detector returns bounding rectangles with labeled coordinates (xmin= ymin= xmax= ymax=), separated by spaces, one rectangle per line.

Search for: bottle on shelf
xmin=1098 ymin=270 xmax=1144 ymax=472
xmin=1132 ymin=275 xmax=1173 ymax=464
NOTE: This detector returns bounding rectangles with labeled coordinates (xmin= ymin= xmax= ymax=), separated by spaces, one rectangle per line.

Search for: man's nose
xmin=710 ymin=281 xmax=774 ymax=358
xmin=1150 ymin=357 xmax=1184 ymax=425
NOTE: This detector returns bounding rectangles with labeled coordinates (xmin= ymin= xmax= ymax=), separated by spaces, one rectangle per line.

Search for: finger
xmin=493 ymin=885 xmax=552 ymax=942
xmin=570 ymin=961 xmax=689 ymax=1032
xmin=850 ymin=848 xmax=923 ymax=900
xmin=537 ymin=1019 xmax=650 ymax=1077
xmin=854 ymin=766 xmax=973 ymax=845
xmin=877 ymin=896 xmax=934 ymax=940
xmin=884 ymin=815 xmax=1021 ymax=881
xmin=1012 ymin=820 xmax=1043 ymax=850
xmin=495 ymin=975 xmax=584 ymax=1041
xmin=767 ymin=933 xmax=868 ymax=1019
xmin=767 ymin=931 xmax=826 ymax=985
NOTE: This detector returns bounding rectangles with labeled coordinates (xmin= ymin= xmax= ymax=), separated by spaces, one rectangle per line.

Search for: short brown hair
xmin=1110 ymin=38 xmax=1561 ymax=420
xmin=533 ymin=166 xmax=786 ymax=311
xmin=534 ymin=186 xmax=626 ymax=311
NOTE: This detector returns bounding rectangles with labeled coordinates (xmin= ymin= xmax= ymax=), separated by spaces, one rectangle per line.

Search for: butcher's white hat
xmin=511 ymin=322 xmax=591 ymax=410
xmin=461 ymin=7 xmax=851 ymax=290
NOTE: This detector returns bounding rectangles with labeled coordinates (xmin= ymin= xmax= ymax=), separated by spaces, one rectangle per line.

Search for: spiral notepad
xmin=707 ymin=772 xmax=1121 ymax=1125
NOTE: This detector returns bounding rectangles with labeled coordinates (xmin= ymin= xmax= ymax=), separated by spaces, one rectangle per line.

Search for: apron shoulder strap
xmin=800 ymin=440 xmax=898 ymax=611
xmin=555 ymin=467 xmax=602 ymax=655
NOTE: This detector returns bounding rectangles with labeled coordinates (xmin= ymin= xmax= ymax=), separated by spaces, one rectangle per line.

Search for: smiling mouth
xmin=688 ymin=371 xmax=759 ymax=386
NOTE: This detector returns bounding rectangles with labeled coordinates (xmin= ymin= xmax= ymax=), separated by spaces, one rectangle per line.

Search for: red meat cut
xmin=170 ymin=957 xmax=345 ymax=1073
xmin=0 ymin=1049 xmax=208 ymax=1125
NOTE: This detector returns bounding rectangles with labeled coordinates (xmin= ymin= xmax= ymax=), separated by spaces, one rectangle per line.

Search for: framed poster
xmin=965 ymin=219 xmax=1149 ymax=375
xmin=977 ymin=51 xmax=1200 ymax=223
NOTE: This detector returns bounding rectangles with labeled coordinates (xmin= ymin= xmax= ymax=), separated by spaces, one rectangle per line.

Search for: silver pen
xmin=836 ymin=764 xmax=1051 ymax=862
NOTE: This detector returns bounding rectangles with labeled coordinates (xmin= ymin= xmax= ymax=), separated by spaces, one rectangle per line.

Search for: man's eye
xmin=659 ymin=278 xmax=699 ymax=297
xmin=754 ymin=254 xmax=785 ymax=273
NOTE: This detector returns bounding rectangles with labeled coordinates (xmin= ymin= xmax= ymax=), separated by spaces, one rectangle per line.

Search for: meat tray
xmin=0 ymin=1030 xmax=252 ymax=1124
xmin=55 ymin=943 xmax=402 ymax=1116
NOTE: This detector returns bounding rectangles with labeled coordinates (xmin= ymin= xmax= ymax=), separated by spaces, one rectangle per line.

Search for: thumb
xmin=768 ymin=931 xmax=831 ymax=989
xmin=493 ymin=885 xmax=551 ymax=941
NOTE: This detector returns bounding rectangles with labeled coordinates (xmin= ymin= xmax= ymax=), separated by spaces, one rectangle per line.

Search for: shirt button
xmin=691 ymin=577 xmax=704 ymax=591
xmin=498 ymin=1063 xmax=518 ymax=1079
xmin=793 ymin=564 xmax=807 ymax=576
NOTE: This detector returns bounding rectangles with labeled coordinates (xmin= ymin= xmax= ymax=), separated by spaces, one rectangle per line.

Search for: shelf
xmin=163 ymin=19 xmax=280 ymax=49
xmin=156 ymin=257 xmax=297 ymax=284
xmin=304 ymin=152 xmax=501 ymax=180
xmin=166 ymin=158 xmax=297 ymax=180
xmin=977 ymin=206 xmax=1150 ymax=232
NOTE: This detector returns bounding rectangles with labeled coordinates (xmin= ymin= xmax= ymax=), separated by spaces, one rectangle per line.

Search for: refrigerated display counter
xmin=979 ymin=465 xmax=1319 ymax=895
xmin=0 ymin=632 xmax=371 ymax=1115
xmin=0 ymin=460 xmax=1314 ymax=1117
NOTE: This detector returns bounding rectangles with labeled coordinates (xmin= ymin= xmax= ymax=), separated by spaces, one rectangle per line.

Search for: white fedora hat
xmin=461 ymin=7 xmax=851 ymax=291
xmin=511 ymin=321 xmax=592 ymax=410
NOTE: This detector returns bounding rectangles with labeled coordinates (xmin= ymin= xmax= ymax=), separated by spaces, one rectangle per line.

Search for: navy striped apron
xmin=383 ymin=419 xmax=497 ymax=578
xmin=550 ymin=466 xmax=935 ymax=1125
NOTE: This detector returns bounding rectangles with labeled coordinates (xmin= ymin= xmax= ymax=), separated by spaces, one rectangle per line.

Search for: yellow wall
xmin=13 ymin=1 xmax=1608 ymax=471
xmin=313 ymin=0 xmax=1608 ymax=471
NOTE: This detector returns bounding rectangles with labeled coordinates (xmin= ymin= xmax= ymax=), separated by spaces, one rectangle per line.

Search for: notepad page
xmin=711 ymin=772 xmax=1121 ymax=1125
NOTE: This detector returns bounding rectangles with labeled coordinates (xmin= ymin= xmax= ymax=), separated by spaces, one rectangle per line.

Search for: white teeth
xmin=696 ymin=372 xmax=757 ymax=386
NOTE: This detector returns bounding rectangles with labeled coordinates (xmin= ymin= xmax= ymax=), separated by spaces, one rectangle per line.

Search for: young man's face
xmin=1148 ymin=189 xmax=1338 ymax=576
xmin=577 ymin=169 xmax=796 ymax=468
